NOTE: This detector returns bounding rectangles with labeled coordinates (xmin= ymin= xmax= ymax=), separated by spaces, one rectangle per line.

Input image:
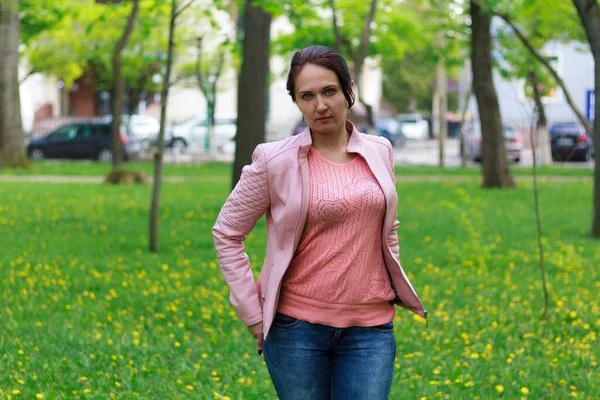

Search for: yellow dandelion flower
xmin=521 ymin=387 xmax=529 ymax=394
xmin=496 ymin=385 xmax=505 ymax=393
xmin=36 ymin=394 xmax=44 ymax=399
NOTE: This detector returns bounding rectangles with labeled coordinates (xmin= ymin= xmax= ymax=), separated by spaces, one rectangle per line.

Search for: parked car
xmin=376 ymin=118 xmax=406 ymax=147
xmin=291 ymin=119 xmax=308 ymax=136
xmin=396 ymin=113 xmax=430 ymax=140
xmin=121 ymin=114 xmax=160 ymax=149
xmin=549 ymin=122 xmax=594 ymax=162
xmin=166 ymin=114 xmax=237 ymax=153
xmin=464 ymin=120 xmax=523 ymax=163
xmin=27 ymin=119 xmax=140 ymax=161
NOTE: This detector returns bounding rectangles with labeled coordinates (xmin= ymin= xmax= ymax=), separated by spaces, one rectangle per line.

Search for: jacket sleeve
xmin=212 ymin=144 xmax=270 ymax=326
xmin=386 ymin=141 xmax=401 ymax=262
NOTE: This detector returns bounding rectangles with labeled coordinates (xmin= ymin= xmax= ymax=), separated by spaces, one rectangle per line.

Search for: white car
xmin=167 ymin=114 xmax=237 ymax=154
xmin=121 ymin=114 xmax=161 ymax=148
xmin=396 ymin=113 xmax=430 ymax=140
xmin=464 ymin=120 xmax=523 ymax=163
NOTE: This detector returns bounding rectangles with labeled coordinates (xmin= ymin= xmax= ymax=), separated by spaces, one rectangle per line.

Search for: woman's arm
xmin=212 ymin=144 xmax=271 ymax=326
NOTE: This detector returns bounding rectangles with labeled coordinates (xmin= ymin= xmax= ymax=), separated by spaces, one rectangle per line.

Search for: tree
xmin=489 ymin=0 xmax=585 ymax=166
xmin=0 ymin=0 xmax=27 ymax=169
xmin=473 ymin=0 xmax=592 ymax=136
xmin=329 ymin=0 xmax=378 ymax=134
xmin=109 ymin=0 xmax=140 ymax=167
xmin=149 ymin=0 xmax=194 ymax=253
xmin=231 ymin=0 xmax=271 ymax=188
xmin=470 ymin=0 xmax=515 ymax=188
xmin=572 ymin=0 xmax=600 ymax=237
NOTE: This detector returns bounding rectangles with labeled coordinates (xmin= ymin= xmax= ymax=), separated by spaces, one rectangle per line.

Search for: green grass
xmin=0 ymin=178 xmax=598 ymax=399
xmin=0 ymin=161 xmax=232 ymax=177
xmin=0 ymin=160 xmax=593 ymax=178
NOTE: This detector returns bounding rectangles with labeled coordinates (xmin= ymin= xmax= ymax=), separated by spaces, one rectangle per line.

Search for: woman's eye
xmin=301 ymin=93 xmax=313 ymax=100
xmin=324 ymin=88 xmax=336 ymax=95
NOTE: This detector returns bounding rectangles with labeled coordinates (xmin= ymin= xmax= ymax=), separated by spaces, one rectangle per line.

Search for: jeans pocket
xmin=273 ymin=313 xmax=302 ymax=329
xmin=368 ymin=321 xmax=394 ymax=334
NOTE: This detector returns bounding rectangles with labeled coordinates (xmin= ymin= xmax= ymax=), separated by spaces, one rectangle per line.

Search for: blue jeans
xmin=263 ymin=313 xmax=396 ymax=400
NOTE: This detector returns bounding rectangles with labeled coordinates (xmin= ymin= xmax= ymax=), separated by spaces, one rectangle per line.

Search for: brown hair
xmin=286 ymin=45 xmax=355 ymax=108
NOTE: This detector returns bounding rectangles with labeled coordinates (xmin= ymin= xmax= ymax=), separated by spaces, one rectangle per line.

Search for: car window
xmin=49 ymin=125 xmax=78 ymax=140
xmin=95 ymin=124 xmax=111 ymax=137
xmin=77 ymin=125 xmax=91 ymax=139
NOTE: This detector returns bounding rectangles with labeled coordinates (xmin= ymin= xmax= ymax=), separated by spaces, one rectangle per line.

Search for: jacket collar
xmin=298 ymin=120 xmax=363 ymax=157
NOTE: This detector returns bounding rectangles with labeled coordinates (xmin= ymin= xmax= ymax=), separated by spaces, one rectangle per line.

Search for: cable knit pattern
xmin=278 ymin=147 xmax=396 ymax=328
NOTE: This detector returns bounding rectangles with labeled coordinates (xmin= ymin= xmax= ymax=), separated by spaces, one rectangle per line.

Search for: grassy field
xmin=0 ymin=176 xmax=598 ymax=399
xmin=0 ymin=160 xmax=594 ymax=178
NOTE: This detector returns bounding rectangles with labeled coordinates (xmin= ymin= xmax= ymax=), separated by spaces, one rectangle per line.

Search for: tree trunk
xmin=110 ymin=0 xmax=139 ymax=168
xmin=231 ymin=0 xmax=271 ymax=189
xmin=0 ymin=0 xmax=27 ymax=169
xmin=470 ymin=0 xmax=515 ymax=188
xmin=573 ymin=0 xmax=600 ymax=237
xmin=149 ymin=0 xmax=177 ymax=253
xmin=527 ymin=71 xmax=552 ymax=166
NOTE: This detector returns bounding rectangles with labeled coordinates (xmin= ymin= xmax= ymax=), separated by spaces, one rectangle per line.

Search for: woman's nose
xmin=316 ymin=96 xmax=327 ymax=112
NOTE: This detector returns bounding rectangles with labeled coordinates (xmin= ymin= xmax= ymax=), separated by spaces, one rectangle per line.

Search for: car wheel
xmin=30 ymin=148 xmax=44 ymax=161
xmin=172 ymin=139 xmax=188 ymax=154
xmin=98 ymin=149 xmax=113 ymax=162
xmin=583 ymin=149 xmax=591 ymax=162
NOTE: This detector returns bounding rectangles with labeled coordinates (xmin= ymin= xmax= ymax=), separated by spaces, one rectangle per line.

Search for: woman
xmin=213 ymin=45 xmax=427 ymax=399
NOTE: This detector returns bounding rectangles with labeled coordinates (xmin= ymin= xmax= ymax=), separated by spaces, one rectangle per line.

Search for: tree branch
xmin=113 ymin=0 xmax=139 ymax=59
xmin=195 ymin=36 xmax=207 ymax=95
xmin=175 ymin=0 xmax=194 ymax=19
xmin=19 ymin=68 xmax=38 ymax=84
xmin=357 ymin=0 xmax=378 ymax=64
xmin=328 ymin=0 xmax=343 ymax=53
xmin=328 ymin=0 xmax=354 ymax=57
xmin=472 ymin=0 xmax=594 ymax=135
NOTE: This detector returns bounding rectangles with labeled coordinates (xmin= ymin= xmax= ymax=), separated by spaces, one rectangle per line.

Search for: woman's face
xmin=294 ymin=63 xmax=350 ymax=137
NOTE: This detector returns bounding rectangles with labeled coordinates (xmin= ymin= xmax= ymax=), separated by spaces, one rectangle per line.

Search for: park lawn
xmin=0 ymin=160 xmax=594 ymax=178
xmin=0 ymin=178 xmax=598 ymax=399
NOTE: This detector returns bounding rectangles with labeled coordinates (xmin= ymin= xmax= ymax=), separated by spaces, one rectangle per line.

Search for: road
xmin=394 ymin=138 xmax=595 ymax=169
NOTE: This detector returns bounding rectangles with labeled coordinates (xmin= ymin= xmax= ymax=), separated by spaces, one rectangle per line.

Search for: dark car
xmin=291 ymin=119 xmax=308 ymax=136
xmin=27 ymin=119 xmax=140 ymax=162
xmin=376 ymin=118 xmax=406 ymax=147
xmin=550 ymin=122 xmax=594 ymax=162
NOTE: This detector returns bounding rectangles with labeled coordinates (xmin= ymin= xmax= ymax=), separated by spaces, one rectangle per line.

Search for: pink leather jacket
xmin=213 ymin=121 xmax=426 ymax=338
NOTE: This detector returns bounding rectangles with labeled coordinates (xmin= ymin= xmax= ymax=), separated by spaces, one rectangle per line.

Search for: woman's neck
xmin=310 ymin=122 xmax=350 ymax=153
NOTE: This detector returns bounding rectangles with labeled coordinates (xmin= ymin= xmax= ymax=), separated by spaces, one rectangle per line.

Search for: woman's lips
xmin=316 ymin=116 xmax=332 ymax=122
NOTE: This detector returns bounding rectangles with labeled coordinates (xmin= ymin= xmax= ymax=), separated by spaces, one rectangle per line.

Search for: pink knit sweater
xmin=277 ymin=147 xmax=396 ymax=327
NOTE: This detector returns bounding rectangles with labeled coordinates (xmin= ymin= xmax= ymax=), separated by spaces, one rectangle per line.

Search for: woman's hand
xmin=247 ymin=322 xmax=264 ymax=355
